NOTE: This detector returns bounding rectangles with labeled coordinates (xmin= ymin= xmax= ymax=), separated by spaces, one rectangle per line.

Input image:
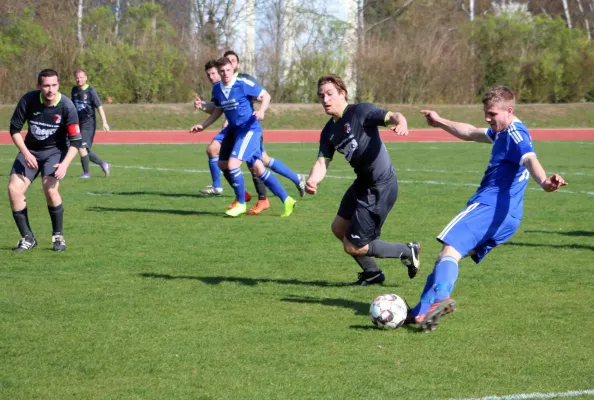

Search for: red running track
xmin=1 ymin=129 xmax=593 ymax=144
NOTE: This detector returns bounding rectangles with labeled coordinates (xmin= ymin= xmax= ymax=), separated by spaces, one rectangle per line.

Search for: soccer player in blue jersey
xmin=306 ymin=74 xmax=421 ymax=285
xmin=8 ymin=69 xmax=82 ymax=252
xmin=411 ymin=85 xmax=567 ymax=332
xmin=190 ymin=57 xmax=296 ymax=217
xmin=71 ymin=69 xmax=111 ymax=178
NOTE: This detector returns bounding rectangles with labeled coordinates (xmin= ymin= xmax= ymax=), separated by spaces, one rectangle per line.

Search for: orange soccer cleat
xmin=247 ymin=199 xmax=271 ymax=215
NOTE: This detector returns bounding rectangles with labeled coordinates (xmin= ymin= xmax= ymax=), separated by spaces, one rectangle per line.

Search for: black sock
xmin=89 ymin=151 xmax=104 ymax=165
xmin=13 ymin=208 xmax=34 ymax=238
xmin=366 ymin=240 xmax=411 ymax=259
xmin=81 ymin=154 xmax=90 ymax=174
xmin=48 ymin=204 xmax=64 ymax=235
xmin=222 ymin=169 xmax=233 ymax=187
xmin=252 ymin=176 xmax=267 ymax=200
xmin=352 ymin=255 xmax=381 ymax=273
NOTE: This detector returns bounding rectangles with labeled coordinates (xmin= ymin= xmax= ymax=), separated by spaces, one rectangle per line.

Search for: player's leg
xmin=42 ymin=149 xmax=68 ymax=251
xmin=262 ymin=149 xmax=306 ymax=197
xmin=250 ymin=159 xmax=296 ymax=217
xmin=218 ymin=129 xmax=251 ymax=209
xmin=8 ymin=152 xmax=38 ymax=252
xmin=79 ymin=126 xmax=93 ymax=178
xmin=200 ymin=138 xmax=223 ymax=195
xmin=86 ymin=128 xmax=110 ymax=177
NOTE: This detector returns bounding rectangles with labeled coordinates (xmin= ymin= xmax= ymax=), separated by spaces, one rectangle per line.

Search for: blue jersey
xmin=468 ymin=118 xmax=535 ymax=219
xmin=211 ymin=77 xmax=264 ymax=127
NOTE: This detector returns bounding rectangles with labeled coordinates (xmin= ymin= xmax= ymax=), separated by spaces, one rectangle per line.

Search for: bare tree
xmin=576 ymin=0 xmax=591 ymax=39
xmin=77 ymin=0 xmax=84 ymax=48
xmin=561 ymin=0 xmax=573 ymax=28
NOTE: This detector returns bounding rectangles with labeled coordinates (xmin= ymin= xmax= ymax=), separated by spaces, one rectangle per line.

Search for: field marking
xmin=452 ymin=388 xmax=594 ymax=400
xmin=81 ymin=164 xmax=594 ymax=196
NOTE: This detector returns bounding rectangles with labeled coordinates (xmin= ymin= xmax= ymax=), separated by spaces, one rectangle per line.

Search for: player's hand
xmin=253 ymin=110 xmax=265 ymax=121
xmin=52 ymin=163 xmax=69 ymax=180
xmin=103 ymin=123 xmax=110 ymax=132
xmin=390 ymin=117 xmax=408 ymax=136
xmin=541 ymin=174 xmax=567 ymax=192
xmin=420 ymin=110 xmax=441 ymax=127
xmin=24 ymin=152 xmax=38 ymax=169
xmin=190 ymin=124 xmax=204 ymax=133
xmin=305 ymin=179 xmax=318 ymax=195
xmin=194 ymin=96 xmax=205 ymax=111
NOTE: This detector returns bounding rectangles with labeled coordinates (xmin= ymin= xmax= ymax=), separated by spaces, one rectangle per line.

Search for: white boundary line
xmin=452 ymin=388 xmax=594 ymax=400
xmin=79 ymin=164 xmax=594 ymax=197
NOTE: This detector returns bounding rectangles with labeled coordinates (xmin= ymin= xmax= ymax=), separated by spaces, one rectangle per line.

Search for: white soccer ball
xmin=369 ymin=294 xmax=408 ymax=329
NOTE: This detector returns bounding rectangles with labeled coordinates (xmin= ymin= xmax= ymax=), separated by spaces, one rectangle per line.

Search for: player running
xmin=410 ymin=85 xmax=567 ymax=332
xmin=306 ymin=74 xmax=421 ymax=285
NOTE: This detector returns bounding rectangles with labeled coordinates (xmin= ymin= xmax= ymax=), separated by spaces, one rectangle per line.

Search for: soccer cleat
xmin=247 ymin=199 xmax=270 ymax=215
xmin=199 ymin=186 xmax=223 ymax=196
xmin=101 ymin=162 xmax=111 ymax=177
xmin=52 ymin=235 xmax=66 ymax=252
xmin=296 ymin=174 xmax=306 ymax=197
xmin=225 ymin=202 xmax=247 ymax=217
xmin=227 ymin=191 xmax=252 ymax=210
xmin=13 ymin=236 xmax=37 ymax=253
xmin=280 ymin=196 xmax=296 ymax=217
xmin=351 ymin=270 xmax=385 ymax=286
xmin=79 ymin=172 xmax=91 ymax=179
xmin=416 ymin=298 xmax=456 ymax=333
xmin=401 ymin=242 xmax=421 ymax=279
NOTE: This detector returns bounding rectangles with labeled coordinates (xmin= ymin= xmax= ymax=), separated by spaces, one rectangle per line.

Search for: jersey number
xmin=518 ymin=169 xmax=530 ymax=182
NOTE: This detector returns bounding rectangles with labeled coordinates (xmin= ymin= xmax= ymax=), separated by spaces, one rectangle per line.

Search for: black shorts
xmin=80 ymin=124 xmax=96 ymax=149
xmin=11 ymin=147 xmax=68 ymax=182
xmin=337 ymin=177 xmax=398 ymax=247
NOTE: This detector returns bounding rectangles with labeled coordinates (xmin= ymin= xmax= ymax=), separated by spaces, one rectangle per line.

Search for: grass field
xmin=2 ymin=102 xmax=594 ymax=130
xmin=0 ymin=140 xmax=593 ymax=399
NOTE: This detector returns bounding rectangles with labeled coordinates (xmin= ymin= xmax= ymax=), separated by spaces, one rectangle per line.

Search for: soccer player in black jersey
xmin=305 ymin=74 xmax=421 ymax=285
xmin=8 ymin=69 xmax=82 ymax=252
xmin=71 ymin=69 xmax=111 ymax=178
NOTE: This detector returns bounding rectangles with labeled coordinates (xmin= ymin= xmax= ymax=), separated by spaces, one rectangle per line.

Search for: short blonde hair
xmin=482 ymin=85 xmax=515 ymax=108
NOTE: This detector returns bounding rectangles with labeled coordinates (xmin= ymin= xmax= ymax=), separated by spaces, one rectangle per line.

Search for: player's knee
xmin=438 ymin=245 xmax=463 ymax=262
xmin=8 ymin=181 xmax=26 ymax=199
xmin=343 ymin=241 xmax=366 ymax=256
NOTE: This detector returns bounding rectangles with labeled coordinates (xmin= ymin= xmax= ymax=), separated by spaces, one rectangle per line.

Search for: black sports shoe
xmin=52 ymin=235 xmax=66 ymax=252
xmin=401 ymin=242 xmax=421 ymax=279
xmin=296 ymin=174 xmax=306 ymax=198
xmin=352 ymin=270 xmax=385 ymax=286
xmin=13 ymin=236 xmax=37 ymax=253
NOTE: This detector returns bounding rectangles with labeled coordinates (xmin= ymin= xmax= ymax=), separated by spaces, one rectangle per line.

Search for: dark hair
xmin=482 ymin=85 xmax=516 ymax=107
xmin=73 ymin=69 xmax=87 ymax=76
xmin=204 ymin=60 xmax=217 ymax=71
xmin=317 ymin=74 xmax=348 ymax=101
xmin=38 ymin=69 xmax=59 ymax=85
xmin=215 ymin=57 xmax=232 ymax=69
xmin=223 ymin=50 xmax=239 ymax=63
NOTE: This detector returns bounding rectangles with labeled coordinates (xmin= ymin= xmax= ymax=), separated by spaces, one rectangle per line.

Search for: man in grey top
xmin=306 ymin=74 xmax=421 ymax=285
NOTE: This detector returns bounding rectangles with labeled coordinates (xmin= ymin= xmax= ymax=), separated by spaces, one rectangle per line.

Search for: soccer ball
xmin=369 ymin=294 xmax=408 ymax=329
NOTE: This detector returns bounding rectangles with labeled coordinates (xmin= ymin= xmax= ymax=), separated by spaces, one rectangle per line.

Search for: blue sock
xmin=259 ymin=169 xmax=288 ymax=202
xmin=229 ymin=167 xmax=245 ymax=205
xmin=268 ymin=158 xmax=299 ymax=185
xmin=208 ymin=156 xmax=222 ymax=189
xmin=412 ymin=256 xmax=459 ymax=318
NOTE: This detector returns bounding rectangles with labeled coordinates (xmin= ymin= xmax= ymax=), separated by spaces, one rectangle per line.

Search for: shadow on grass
xmin=138 ymin=272 xmax=352 ymax=287
xmin=504 ymin=241 xmax=594 ymax=251
xmin=524 ymin=229 xmax=594 ymax=237
xmin=90 ymin=190 xmax=234 ymax=199
xmin=282 ymin=296 xmax=419 ymax=333
xmin=88 ymin=206 xmax=219 ymax=216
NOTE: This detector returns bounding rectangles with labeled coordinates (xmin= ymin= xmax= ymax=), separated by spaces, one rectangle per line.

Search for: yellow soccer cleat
xmin=225 ymin=202 xmax=247 ymax=217
xmin=280 ymin=196 xmax=296 ymax=217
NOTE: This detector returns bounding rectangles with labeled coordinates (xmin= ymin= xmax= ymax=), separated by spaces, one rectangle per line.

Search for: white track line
xmin=452 ymin=388 xmax=594 ymax=400
xmin=83 ymin=165 xmax=594 ymax=197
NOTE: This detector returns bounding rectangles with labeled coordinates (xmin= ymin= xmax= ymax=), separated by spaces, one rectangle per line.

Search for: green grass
xmin=1 ymin=103 xmax=594 ymax=130
xmin=0 ymin=141 xmax=593 ymax=399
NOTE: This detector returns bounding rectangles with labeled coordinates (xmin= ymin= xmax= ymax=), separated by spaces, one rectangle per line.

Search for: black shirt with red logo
xmin=9 ymin=91 xmax=81 ymax=151
xmin=318 ymin=103 xmax=395 ymax=189
xmin=71 ymin=85 xmax=102 ymax=128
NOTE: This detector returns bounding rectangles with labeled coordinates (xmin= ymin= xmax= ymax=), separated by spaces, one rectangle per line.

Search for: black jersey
xmin=71 ymin=85 xmax=102 ymax=127
xmin=9 ymin=91 xmax=81 ymax=151
xmin=318 ymin=103 xmax=395 ymax=188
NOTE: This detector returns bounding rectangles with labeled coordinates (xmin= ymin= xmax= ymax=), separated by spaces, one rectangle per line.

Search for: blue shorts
xmin=212 ymin=126 xmax=229 ymax=144
xmin=229 ymin=123 xmax=263 ymax=167
xmin=437 ymin=202 xmax=521 ymax=263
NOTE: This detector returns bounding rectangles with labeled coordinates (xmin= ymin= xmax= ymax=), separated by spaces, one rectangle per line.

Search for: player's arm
xmin=190 ymin=107 xmax=223 ymax=133
xmin=10 ymin=97 xmax=38 ymax=169
xmin=420 ymin=110 xmax=491 ymax=143
xmin=194 ymin=96 xmax=216 ymax=114
xmin=523 ymin=154 xmax=567 ymax=192
xmin=97 ymin=106 xmax=110 ymax=131
xmin=305 ymin=157 xmax=331 ymax=195
xmin=253 ymin=90 xmax=270 ymax=120
xmin=385 ymin=111 xmax=408 ymax=136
